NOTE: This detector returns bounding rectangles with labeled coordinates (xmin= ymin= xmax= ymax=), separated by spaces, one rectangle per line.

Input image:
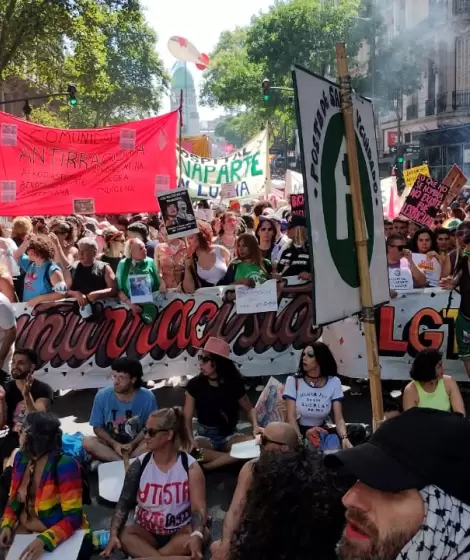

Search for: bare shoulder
xmin=443 ymin=375 xmax=459 ymax=390
xmin=238 ymin=459 xmax=256 ymax=483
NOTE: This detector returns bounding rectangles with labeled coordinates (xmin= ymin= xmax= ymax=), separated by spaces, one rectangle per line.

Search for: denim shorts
xmin=197 ymin=424 xmax=238 ymax=452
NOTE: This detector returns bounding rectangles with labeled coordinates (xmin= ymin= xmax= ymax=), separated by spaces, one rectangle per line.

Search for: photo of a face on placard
xmin=157 ymin=189 xmax=199 ymax=240
xmin=73 ymin=198 xmax=95 ymax=214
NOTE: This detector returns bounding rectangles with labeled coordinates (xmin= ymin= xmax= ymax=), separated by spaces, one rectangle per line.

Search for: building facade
xmin=170 ymin=61 xmax=200 ymax=136
xmin=378 ymin=0 xmax=470 ymax=180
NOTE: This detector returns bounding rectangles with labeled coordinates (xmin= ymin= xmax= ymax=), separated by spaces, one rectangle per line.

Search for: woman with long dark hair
xmin=409 ymin=227 xmax=442 ymax=287
xmin=283 ymin=342 xmax=352 ymax=448
xmin=219 ymin=233 xmax=272 ymax=288
xmin=102 ymin=407 xmax=209 ymax=559
xmin=184 ymin=337 xmax=259 ymax=470
xmin=0 ymin=412 xmax=92 ymax=560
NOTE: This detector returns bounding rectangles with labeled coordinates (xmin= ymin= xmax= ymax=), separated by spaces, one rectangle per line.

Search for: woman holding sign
xmin=410 ymin=228 xmax=443 ymax=287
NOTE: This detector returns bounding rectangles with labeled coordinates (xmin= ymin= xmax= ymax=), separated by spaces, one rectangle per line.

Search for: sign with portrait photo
xmin=157 ymin=188 xmax=199 ymax=240
xmin=129 ymin=274 xmax=153 ymax=304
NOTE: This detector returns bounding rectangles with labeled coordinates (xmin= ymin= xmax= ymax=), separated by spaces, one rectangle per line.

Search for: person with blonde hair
xmin=101 ymin=407 xmax=208 ymax=559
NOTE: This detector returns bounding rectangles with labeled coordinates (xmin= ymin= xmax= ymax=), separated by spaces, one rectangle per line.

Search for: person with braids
xmin=0 ymin=412 xmax=92 ymax=560
xmin=101 ymin=407 xmax=208 ymax=559
xmin=229 ymin=446 xmax=347 ymax=560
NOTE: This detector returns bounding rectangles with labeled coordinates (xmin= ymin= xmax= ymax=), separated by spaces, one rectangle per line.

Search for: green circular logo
xmin=320 ymin=113 xmax=374 ymax=288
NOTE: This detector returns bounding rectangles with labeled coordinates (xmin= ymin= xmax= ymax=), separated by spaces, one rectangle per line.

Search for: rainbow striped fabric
xmin=1 ymin=451 xmax=90 ymax=551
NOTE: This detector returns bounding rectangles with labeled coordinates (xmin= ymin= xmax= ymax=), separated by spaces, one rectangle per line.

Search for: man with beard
xmin=1 ymin=348 xmax=53 ymax=470
xmin=83 ymin=357 xmax=157 ymax=464
xmin=210 ymin=422 xmax=299 ymax=560
xmin=325 ymin=408 xmax=470 ymax=560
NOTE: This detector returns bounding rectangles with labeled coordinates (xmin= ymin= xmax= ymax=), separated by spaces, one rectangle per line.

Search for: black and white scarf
xmin=397 ymin=486 xmax=470 ymax=560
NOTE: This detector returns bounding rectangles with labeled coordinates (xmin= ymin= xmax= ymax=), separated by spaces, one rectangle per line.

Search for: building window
xmin=453 ymin=0 xmax=470 ymax=15
xmin=456 ymin=35 xmax=470 ymax=91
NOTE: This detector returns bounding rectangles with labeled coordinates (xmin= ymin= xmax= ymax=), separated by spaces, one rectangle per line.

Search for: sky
xmin=141 ymin=0 xmax=273 ymax=121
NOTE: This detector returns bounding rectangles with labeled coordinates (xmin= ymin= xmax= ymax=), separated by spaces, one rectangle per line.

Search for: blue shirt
xmin=19 ymin=256 xmax=61 ymax=301
xmin=89 ymin=386 xmax=158 ymax=443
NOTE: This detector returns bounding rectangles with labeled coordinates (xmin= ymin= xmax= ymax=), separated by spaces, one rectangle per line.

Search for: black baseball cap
xmin=287 ymin=214 xmax=306 ymax=228
xmin=325 ymin=408 xmax=470 ymax=504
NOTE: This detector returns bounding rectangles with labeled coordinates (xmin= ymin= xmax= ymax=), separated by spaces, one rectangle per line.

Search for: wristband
xmin=191 ymin=531 xmax=203 ymax=540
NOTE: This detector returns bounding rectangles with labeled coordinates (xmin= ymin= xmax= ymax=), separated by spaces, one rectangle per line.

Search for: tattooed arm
xmin=186 ymin=459 xmax=207 ymax=559
xmin=109 ymin=459 xmax=142 ymax=537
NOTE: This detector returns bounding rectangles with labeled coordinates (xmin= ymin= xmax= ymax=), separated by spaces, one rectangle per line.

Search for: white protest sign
xmin=388 ymin=266 xmax=413 ymax=291
xmin=220 ymin=182 xmax=237 ymax=199
xmin=7 ymin=530 xmax=85 ymax=559
xmin=293 ymin=65 xmax=389 ymax=325
xmin=235 ymin=279 xmax=278 ymax=314
xmin=178 ymin=130 xmax=268 ymax=200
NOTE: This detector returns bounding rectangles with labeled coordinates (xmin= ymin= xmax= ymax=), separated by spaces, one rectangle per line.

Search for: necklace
xmin=304 ymin=374 xmax=325 ymax=388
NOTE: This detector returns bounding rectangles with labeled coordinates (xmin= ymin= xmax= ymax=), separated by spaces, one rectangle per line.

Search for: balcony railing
xmin=453 ymin=0 xmax=470 ymax=15
xmin=437 ymin=92 xmax=447 ymax=114
xmin=425 ymin=99 xmax=435 ymax=116
xmin=406 ymin=103 xmax=418 ymax=120
xmin=452 ymin=89 xmax=470 ymax=109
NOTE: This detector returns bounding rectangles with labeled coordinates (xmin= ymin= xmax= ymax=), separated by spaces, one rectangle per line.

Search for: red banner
xmin=0 ymin=110 xmax=178 ymax=216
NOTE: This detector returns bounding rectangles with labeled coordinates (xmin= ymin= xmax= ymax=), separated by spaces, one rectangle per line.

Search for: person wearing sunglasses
xmin=99 ymin=227 xmax=126 ymax=273
xmin=386 ymin=234 xmax=426 ymax=293
xmin=183 ymin=337 xmax=259 ymax=470
xmin=283 ymin=342 xmax=352 ymax=449
xmin=441 ymin=220 xmax=470 ymax=278
xmin=101 ymin=407 xmax=208 ymax=560
xmin=210 ymin=422 xmax=298 ymax=560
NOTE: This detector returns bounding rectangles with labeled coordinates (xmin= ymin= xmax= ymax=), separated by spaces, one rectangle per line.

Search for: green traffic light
xmin=397 ymin=156 xmax=404 ymax=164
xmin=263 ymin=94 xmax=269 ymax=101
xmin=70 ymin=98 xmax=77 ymax=106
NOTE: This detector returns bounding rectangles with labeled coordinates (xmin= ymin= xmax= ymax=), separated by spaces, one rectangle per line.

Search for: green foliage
xmin=0 ymin=0 xmax=168 ymax=127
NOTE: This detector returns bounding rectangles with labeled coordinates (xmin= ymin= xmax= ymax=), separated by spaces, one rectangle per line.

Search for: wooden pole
xmin=336 ymin=43 xmax=384 ymax=430
xmin=179 ymin=90 xmax=184 ymax=187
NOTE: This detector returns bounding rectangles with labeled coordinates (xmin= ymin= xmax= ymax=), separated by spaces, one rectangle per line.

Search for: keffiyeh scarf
xmin=397 ymin=486 xmax=470 ymax=560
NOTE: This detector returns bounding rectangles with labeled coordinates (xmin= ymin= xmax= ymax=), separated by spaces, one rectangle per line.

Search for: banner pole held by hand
xmin=336 ymin=43 xmax=384 ymax=430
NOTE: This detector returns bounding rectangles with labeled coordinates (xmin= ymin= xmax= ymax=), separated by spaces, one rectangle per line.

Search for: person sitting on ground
xmin=382 ymin=396 xmax=403 ymax=421
xmin=409 ymin=227 xmax=443 ymax=287
xmin=283 ymin=342 xmax=352 ymax=449
xmin=403 ymin=349 xmax=465 ymax=414
xmin=210 ymin=422 xmax=298 ymax=560
xmin=0 ymin=412 xmax=92 ymax=560
xmin=101 ymin=407 xmax=209 ymax=560
xmin=83 ymin=358 xmax=157 ymax=464
xmin=13 ymin=236 xmax=67 ymax=305
xmin=326 ymin=408 xmax=470 ymax=560
xmin=218 ymin=233 xmax=272 ymax=288
xmin=230 ymin=446 xmax=348 ymax=560
xmin=183 ymin=337 xmax=259 ymax=471
xmin=0 ymin=348 xmax=53 ymax=473
xmin=182 ymin=221 xmax=230 ymax=293
xmin=67 ymin=238 xmax=117 ymax=308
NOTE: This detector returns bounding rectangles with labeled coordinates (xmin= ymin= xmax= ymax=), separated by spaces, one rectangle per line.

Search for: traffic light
xmin=67 ymin=84 xmax=77 ymax=106
xmin=262 ymin=78 xmax=270 ymax=102
xmin=22 ymin=100 xmax=32 ymax=118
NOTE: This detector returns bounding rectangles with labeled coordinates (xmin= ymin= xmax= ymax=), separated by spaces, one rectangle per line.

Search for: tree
xmin=215 ymin=112 xmax=266 ymax=148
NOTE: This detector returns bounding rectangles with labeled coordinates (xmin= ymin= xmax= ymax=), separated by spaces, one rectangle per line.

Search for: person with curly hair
xmin=229 ymin=446 xmax=347 ymax=560
xmin=182 ymin=221 xmax=230 ymax=293
xmin=0 ymin=412 xmax=92 ymax=560
xmin=12 ymin=235 xmax=66 ymax=305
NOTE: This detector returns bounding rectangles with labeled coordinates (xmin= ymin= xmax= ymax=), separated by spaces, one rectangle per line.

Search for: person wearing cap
xmin=276 ymin=215 xmax=311 ymax=279
xmin=183 ymin=337 xmax=259 ymax=470
xmin=327 ymin=408 xmax=470 ymax=560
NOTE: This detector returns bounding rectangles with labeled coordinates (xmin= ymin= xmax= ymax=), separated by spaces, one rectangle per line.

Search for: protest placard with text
xmin=289 ymin=193 xmax=305 ymax=216
xmin=399 ymin=174 xmax=450 ymax=228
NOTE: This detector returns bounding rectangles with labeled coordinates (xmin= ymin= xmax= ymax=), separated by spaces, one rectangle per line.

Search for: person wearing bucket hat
xmin=326 ymin=408 xmax=470 ymax=560
xmin=276 ymin=214 xmax=311 ymax=279
xmin=184 ymin=337 xmax=259 ymax=470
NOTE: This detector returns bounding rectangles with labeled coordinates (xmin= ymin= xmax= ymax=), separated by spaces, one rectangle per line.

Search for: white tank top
xmin=197 ymin=246 xmax=227 ymax=285
xmin=135 ymin=453 xmax=196 ymax=535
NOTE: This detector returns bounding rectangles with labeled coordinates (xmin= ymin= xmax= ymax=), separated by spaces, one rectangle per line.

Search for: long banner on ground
xmin=323 ymin=288 xmax=466 ymax=381
xmin=16 ymin=278 xmax=319 ymax=390
xmin=0 ymin=110 xmax=178 ymax=215
xmin=177 ymin=130 xmax=268 ymax=200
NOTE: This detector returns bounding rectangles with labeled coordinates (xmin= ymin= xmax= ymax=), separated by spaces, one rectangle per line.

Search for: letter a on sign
xmin=292 ymin=66 xmax=389 ymax=326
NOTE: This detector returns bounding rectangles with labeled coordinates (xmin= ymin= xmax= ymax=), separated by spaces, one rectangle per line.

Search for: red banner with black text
xmin=0 ymin=110 xmax=178 ymax=215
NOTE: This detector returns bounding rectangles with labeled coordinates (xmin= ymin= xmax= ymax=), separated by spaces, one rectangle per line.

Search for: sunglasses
xmin=260 ymin=434 xmax=287 ymax=447
xmin=303 ymin=350 xmax=315 ymax=358
xmin=198 ymin=354 xmax=213 ymax=363
xmin=143 ymin=427 xmax=168 ymax=437
xmin=434 ymin=219 xmax=444 ymax=226
xmin=390 ymin=245 xmax=406 ymax=250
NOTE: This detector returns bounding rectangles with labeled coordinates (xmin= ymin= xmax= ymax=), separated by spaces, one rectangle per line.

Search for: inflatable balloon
xmin=168 ymin=36 xmax=210 ymax=70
